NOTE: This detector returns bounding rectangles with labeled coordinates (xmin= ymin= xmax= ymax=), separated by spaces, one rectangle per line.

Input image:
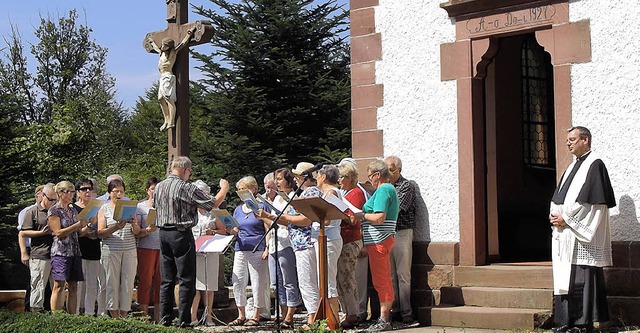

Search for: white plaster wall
xmin=375 ymin=0 xmax=458 ymax=242
xmin=570 ymin=0 xmax=640 ymax=241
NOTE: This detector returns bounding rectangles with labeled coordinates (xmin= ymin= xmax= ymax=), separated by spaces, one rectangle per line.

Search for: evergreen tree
xmin=191 ymin=0 xmax=351 ymax=184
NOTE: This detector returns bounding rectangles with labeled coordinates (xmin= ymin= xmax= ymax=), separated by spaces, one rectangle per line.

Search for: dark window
xmin=521 ymin=35 xmax=555 ymax=167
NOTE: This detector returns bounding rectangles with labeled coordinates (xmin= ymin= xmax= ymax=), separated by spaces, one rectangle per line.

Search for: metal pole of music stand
xmin=253 ymin=174 xmax=311 ymax=332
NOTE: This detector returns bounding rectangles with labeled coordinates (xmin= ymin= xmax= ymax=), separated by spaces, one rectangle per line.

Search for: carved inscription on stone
xmin=466 ymin=5 xmax=556 ymax=35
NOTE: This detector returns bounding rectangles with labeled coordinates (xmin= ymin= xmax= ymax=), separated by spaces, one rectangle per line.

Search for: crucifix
xmin=143 ymin=0 xmax=213 ymax=164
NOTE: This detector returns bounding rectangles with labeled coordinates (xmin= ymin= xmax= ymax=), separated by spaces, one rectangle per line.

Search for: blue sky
xmin=0 ymin=0 xmax=349 ymax=111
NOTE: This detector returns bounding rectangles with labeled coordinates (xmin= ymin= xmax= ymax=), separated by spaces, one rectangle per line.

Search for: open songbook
xmin=323 ymin=194 xmax=362 ymax=215
xmin=210 ymin=209 xmax=240 ymax=228
xmin=256 ymin=194 xmax=282 ymax=215
xmin=113 ymin=199 xmax=138 ymax=221
xmin=77 ymin=199 xmax=104 ymax=222
xmin=195 ymin=234 xmax=235 ymax=253
xmin=236 ymin=189 xmax=260 ymax=215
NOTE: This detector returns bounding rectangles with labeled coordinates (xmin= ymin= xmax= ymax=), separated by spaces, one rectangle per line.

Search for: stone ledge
xmin=413 ymin=241 xmax=460 ymax=265
xmin=604 ymin=267 xmax=640 ymax=297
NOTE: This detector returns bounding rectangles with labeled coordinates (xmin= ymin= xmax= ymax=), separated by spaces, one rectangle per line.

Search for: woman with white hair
xmin=336 ymin=160 xmax=366 ymax=328
xmin=227 ymin=176 xmax=271 ymax=327
xmin=190 ymin=179 xmax=230 ymax=326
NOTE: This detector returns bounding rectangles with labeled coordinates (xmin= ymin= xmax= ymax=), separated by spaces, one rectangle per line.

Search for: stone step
xmin=454 ymin=264 xmax=553 ymax=289
xmin=421 ymin=305 xmax=552 ymax=330
xmin=440 ymin=286 xmax=553 ymax=309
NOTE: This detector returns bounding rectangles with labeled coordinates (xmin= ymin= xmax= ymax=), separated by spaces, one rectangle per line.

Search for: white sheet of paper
xmin=324 ymin=193 xmax=362 ymax=214
xmin=198 ymin=234 xmax=235 ymax=253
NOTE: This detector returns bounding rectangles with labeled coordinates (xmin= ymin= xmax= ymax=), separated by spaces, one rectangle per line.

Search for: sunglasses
xmin=79 ymin=187 xmax=92 ymax=192
xmin=43 ymin=193 xmax=57 ymax=202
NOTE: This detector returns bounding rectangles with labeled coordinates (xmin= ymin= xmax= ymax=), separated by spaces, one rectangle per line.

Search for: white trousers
xmin=101 ymin=247 xmax=137 ymax=311
xmin=77 ymin=259 xmax=106 ymax=316
xmin=232 ymin=250 xmax=269 ymax=309
xmin=295 ymin=246 xmax=319 ymax=314
xmin=315 ymin=238 xmax=343 ymax=298
xmin=390 ymin=229 xmax=413 ymax=318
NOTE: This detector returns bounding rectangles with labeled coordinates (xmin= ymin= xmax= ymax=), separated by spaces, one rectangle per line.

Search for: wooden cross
xmin=143 ymin=0 xmax=213 ymax=165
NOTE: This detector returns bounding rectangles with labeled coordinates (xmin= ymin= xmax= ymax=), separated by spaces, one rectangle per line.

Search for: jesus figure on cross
xmin=147 ymin=27 xmax=196 ymax=131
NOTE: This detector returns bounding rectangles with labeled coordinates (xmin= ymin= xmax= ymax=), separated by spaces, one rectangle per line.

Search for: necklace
xmin=241 ymin=205 xmax=252 ymax=219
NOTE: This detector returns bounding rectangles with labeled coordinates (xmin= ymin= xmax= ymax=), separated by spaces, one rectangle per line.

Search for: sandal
xmin=244 ymin=318 xmax=260 ymax=326
xmin=227 ymin=318 xmax=246 ymax=326
xmin=280 ymin=320 xmax=294 ymax=329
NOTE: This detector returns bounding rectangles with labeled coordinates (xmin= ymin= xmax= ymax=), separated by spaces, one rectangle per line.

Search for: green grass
xmin=0 ymin=310 xmax=194 ymax=333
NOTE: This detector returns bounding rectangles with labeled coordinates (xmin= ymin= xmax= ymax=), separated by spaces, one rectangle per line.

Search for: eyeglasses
xmin=367 ymin=171 xmax=379 ymax=181
xmin=111 ymin=189 xmax=125 ymax=194
xmin=78 ymin=187 xmax=92 ymax=192
xmin=43 ymin=193 xmax=57 ymax=202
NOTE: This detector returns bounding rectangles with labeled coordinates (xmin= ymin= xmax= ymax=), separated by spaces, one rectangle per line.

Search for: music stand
xmin=289 ymin=197 xmax=349 ymax=330
xmin=195 ymin=235 xmax=234 ymax=326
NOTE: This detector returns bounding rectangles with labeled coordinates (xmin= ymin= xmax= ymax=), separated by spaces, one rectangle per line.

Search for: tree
xmin=0 ymin=10 xmax=125 ymax=283
xmin=191 ymin=0 xmax=351 ymax=185
xmin=0 ymin=10 xmax=127 ymax=185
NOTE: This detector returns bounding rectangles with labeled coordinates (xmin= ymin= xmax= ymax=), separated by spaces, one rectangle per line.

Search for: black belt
xmin=160 ymin=226 xmax=187 ymax=232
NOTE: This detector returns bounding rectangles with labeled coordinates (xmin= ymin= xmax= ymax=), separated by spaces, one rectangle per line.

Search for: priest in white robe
xmin=549 ymin=126 xmax=616 ymax=333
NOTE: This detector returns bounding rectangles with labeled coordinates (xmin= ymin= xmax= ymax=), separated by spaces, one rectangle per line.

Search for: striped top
xmin=361 ymin=183 xmax=399 ymax=245
xmin=153 ymin=174 xmax=215 ymax=229
xmin=101 ymin=204 xmax=137 ymax=251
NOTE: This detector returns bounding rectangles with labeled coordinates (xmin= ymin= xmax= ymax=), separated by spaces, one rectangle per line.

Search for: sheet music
xmin=324 ymin=194 xmax=362 ymax=214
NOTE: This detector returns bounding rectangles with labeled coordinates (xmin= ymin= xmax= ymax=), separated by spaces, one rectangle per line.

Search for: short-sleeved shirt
xmin=362 ymin=183 xmax=399 ymax=245
xmin=288 ymin=186 xmax=321 ymax=251
xmin=74 ymin=203 xmax=101 ymax=260
xmin=233 ymin=203 xmax=269 ymax=252
xmin=136 ymin=200 xmax=160 ymax=250
xmin=48 ymin=203 xmax=82 ymax=257
xmin=18 ymin=203 xmax=36 ymax=248
xmin=101 ymin=204 xmax=137 ymax=252
xmin=21 ymin=203 xmax=53 ymax=260
xmin=154 ymin=174 xmax=215 ymax=229
xmin=342 ymin=186 xmax=365 ymax=243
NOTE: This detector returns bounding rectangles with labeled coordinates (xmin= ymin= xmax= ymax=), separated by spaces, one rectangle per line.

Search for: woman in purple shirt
xmin=48 ymin=180 xmax=91 ymax=313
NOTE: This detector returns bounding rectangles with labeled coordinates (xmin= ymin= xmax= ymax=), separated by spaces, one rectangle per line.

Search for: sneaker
xmin=402 ymin=315 xmax=414 ymax=324
xmin=367 ymin=318 xmax=392 ymax=332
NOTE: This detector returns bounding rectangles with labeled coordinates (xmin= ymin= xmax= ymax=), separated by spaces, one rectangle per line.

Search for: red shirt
xmin=341 ymin=186 xmax=366 ymax=243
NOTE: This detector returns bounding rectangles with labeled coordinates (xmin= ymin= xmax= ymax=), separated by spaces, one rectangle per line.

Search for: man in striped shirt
xmin=154 ymin=156 xmax=215 ymax=327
